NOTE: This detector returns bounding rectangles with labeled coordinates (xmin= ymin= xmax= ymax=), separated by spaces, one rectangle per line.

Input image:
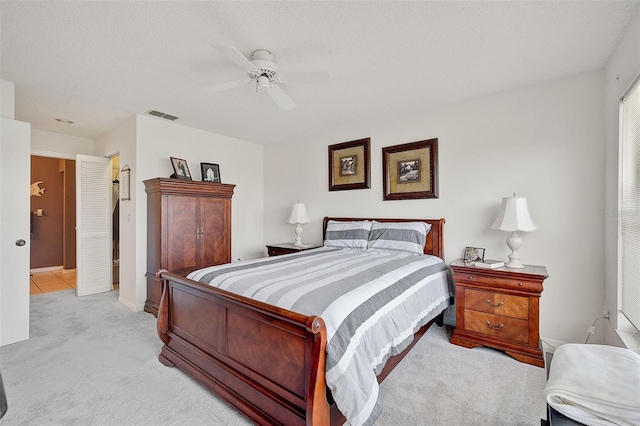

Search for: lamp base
xmin=293 ymin=223 xmax=304 ymax=246
xmin=505 ymin=231 xmax=525 ymax=269
xmin=505 ymin=257 xmax=524 ymax=269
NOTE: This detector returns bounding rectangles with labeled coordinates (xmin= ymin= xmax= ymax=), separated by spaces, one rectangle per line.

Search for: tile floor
xmin=30 ymin=269 xmax=119 ymax=294
xmin=30 ymin=269 xmax=76 ymax=294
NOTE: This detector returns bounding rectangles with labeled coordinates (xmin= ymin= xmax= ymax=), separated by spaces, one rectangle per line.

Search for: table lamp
xmin=288 ymin=202 xmax=310 ymax=246
xmin=490 ymin=195 xmax=537 ymax=268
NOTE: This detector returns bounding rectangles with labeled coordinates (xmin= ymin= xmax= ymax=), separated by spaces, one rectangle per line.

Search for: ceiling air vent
xmin=146 ymin=110 xmax=180 ymax=121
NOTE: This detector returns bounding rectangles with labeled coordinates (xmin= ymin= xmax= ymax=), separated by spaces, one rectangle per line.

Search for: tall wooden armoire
xmin=144 ymin=178 xmax=235 ymax=316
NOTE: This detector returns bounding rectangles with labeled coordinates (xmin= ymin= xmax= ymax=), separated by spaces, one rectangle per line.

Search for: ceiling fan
xmin=205 ymin=45 xmax=333 ymax=110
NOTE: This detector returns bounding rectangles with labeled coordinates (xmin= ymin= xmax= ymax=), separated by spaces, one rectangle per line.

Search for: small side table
xmin=450 ymin=259 xmax=548 ymax=368
xmin=266 ymin=243 xmax=320 ymax=257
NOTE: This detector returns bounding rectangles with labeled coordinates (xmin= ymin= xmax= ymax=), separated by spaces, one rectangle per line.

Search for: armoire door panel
xmin=200 ymin=198 xmax=230 ymax=267
xmin=167 ymin=196 xmax=199 ymax=272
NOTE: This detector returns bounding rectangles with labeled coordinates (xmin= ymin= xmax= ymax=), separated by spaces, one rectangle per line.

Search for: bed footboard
xmin=156 ymin=270 xmax=330 ymax=426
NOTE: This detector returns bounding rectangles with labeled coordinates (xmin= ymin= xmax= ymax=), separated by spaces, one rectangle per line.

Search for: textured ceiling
xmin=1 ymin=1 xmax=638 ymax=145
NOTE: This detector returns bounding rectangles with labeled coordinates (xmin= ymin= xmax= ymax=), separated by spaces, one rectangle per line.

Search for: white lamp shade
xmin=288 ymin=203 xmax=310 ymax=224
xmin=491 ymin=197 xmax=537 ymax=232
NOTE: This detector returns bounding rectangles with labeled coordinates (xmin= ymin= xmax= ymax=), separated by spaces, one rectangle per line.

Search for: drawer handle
xmin=485 ymin=321 xmax=504 ymax=330
xmin=468 ymin=276 xmax=473 ymax=279
xmin=518 ymin=282 xmax=523 ymax=286
xmin=485 ymin=300 xmax=504 ymax=308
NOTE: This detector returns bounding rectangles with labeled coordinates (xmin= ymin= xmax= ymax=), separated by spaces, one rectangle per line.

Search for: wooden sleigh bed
xmin=155 ymin=217 xmax=448 ymax=425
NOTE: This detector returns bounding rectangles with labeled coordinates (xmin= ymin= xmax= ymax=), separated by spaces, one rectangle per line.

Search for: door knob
xmin=15 ymin=239 xmax=26 ymax=246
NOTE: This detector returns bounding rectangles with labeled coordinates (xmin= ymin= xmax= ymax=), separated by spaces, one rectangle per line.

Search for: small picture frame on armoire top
xmin=200 ymin=163 xmax=221 ymax=183
xmin=170 ymin=157 xmax=192 ymax=181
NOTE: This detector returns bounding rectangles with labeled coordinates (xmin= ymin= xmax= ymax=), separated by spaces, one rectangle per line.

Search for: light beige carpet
xmin=0 ymin=289 xmax=546 ymax=425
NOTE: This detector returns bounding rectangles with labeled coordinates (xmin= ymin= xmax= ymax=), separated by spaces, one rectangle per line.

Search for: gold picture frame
xmin=328 ymin=138 xmax=371 ymax=191
xmin=119 ymin=165 xmax=131 ymax=201
xmin=382 ymin=138 xmax=438 ymax=200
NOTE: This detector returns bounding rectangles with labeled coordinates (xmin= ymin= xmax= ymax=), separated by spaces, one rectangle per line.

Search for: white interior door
xmin=0 ymin=117 xmax=31 ymax=346
xmin=76 ymin=154 xmax=111 ymax=296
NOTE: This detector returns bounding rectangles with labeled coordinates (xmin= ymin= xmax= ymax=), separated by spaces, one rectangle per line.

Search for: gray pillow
xmin=367 ymin=221 xmax=431 ymax=255
xmin=324 ymin=220 xmax=373 ymax=250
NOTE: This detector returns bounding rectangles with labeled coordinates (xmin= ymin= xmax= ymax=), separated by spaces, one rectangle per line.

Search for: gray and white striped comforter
xmin=187 ymin=247 xmax=453 ymax=426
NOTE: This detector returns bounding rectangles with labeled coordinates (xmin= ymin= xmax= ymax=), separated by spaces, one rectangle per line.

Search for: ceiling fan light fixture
xmin=209 ymin=45 xmax=331 ymax=110
xmin=256 ymin=75 xmax=270 ymax=91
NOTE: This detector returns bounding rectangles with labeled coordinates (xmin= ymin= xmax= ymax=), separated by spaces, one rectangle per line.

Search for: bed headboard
xmin=322 ymin=217 xmax=445 ymax=260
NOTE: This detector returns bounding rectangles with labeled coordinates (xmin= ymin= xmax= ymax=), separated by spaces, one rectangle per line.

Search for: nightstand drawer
xmin=453 ymin=271 xmax=542 ymax=292
xmin=465 ymin=289 xmax=529 ymax=320
xmin=464 ymin=310 xmax=529 ymax=344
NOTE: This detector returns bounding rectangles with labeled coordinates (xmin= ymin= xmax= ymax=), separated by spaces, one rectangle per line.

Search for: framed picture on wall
xmin=328 ymin=138 xmax=371 ymax=191
xmin=382 ymin=138 xmax=438 ymax=200
xmin=119 ymin=165 xmax=131 ymax=200
xmin=170 ymin=157 xmax=192 ymax=181
xmin=200 ymin=163 xmax=221 ymax=183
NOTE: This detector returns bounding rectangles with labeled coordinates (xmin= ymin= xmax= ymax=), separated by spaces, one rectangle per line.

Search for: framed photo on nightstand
xmin=463 ymin=246 xmax=485 ymax=263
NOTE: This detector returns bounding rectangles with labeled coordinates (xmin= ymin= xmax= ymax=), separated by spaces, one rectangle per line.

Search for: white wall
xmin=603 ymin=7 xmax=640 ymax=346
xmin=94 ymin=116 xmax=138 ymax=309
xmin=95 ymin=114 xmax=264 ymax=311
xmin=1 ymin=79 xmax=15 ymax=119
xmin=135 ymin=114 xmax=265 ymax=261
xmin=31 ymin=129 xmax=94 ymax=157
xmin=264 ymin=70 xmax=606 ymax=345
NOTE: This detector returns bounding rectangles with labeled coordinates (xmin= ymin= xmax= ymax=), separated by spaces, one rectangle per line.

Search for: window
xmin=620 ymin=75 xmax=640 ymax=332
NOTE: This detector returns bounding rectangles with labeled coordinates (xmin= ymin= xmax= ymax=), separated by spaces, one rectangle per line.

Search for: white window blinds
xmin=620 ymin=76 xmax=640 ymax=331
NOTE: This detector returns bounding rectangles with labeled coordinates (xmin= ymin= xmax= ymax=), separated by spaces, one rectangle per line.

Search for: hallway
xmin=30 ymin=270 xmax=76 ymax=294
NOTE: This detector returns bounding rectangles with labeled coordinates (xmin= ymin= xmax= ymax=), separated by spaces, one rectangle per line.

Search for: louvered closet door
xmin=166 ymin=196 xmax=199 ymax=274
xmin=199 ymin=197 xmax=230 ymax=267
xmin=76 ymin=155 xmax=111 ymax=296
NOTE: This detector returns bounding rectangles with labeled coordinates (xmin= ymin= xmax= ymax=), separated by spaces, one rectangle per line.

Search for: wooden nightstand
xmin=266 ymin=243 xmax=320 ymax=257
xmin=450 ymin=259 xmax=548 ymax=368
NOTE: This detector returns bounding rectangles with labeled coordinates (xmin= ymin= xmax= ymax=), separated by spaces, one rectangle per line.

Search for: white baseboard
xmin=30 ymin=266 xmax=63 ymax=273
xmin=540 ymin=337 xmax=566 ymax=353
xmin=118 ymin=296 xmax=144 ymax=312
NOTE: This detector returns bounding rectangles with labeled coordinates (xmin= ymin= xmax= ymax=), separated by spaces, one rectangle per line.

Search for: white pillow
xmin=367 ymin=221 xmax=431 ymax=255
xmin=323 ymin=220 xmax=373 ymax=250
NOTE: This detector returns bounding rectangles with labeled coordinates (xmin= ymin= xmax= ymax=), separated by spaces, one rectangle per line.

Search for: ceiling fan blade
xmin=203 ymin=79 xmax=253 ymax=93
xmin=267 ymin=85 xmax=297 ymax=110
xmin=211 ymin=45 xmax=259 ymax=73
xmin=280 ymin=71 xmax=333 ymax=86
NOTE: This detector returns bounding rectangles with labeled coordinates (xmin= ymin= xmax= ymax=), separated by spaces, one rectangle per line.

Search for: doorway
xmin=111 ymin=155 xmax=120 ymax=290
xmin=29 ymin=155 xmax=77 ymax=294
xmin=28 ymin=152 xmax=120 ymax=295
